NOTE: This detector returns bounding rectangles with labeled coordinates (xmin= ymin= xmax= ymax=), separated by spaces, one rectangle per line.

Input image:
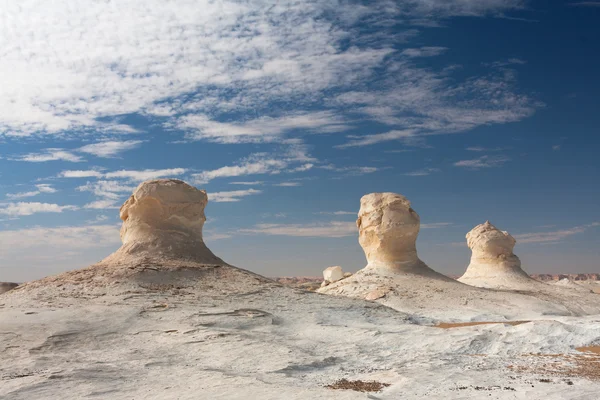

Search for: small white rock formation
xmin=356 ymin=193 xmax=446 ymax=277
xmin=322 ymin=266 xmax=344 ymax=284
xmin=458 ymin=221 xmax=535 ymax=289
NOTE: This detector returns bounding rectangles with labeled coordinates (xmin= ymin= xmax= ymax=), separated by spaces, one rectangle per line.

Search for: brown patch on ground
xmin=435 ymin=321 xmax=530 ymax=329
xmin=576 ymin=346 xmax=600 ymax=355
xmin=326 ymin=379 xmax=391 ymax=392
xmin=507 ymin=350 xmax=600 ymax=381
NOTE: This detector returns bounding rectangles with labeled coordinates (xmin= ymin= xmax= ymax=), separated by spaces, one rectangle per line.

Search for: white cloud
xmin=291 ymin=163 xmax=314 ymax=172
xmin=84 ymin=199 xmax=120 ymax=209
xmin=0 ymin=0 xmax=396 ymax=137
xmin=36 ymin=184 xmax=57 ymax=193
xmin=401 ymin=46 xmax=447 ymax=57
xmin=0 ymin=202 xmax=78 ymax=216
xmin=5 ymin=191 xmax=40 ymax=200
xmin=178 ymin=112 xmax=348 ymax=144
xmin=315 ymin=211 xmax=356 ymax=216
xmin=207 ymin=189 xmax=262 ymax=203
xmin=191 ymin=149 xmax=310 ymax=184
xmin=404 ymin=168 xmax=440 ymax=176
xmin=319 ymin=164 xmax=381 ymax=175
xmin=0 ymin=225 xmax=120 ymax=254
xmin=5 ymin=184 xmax=57 ymax=199
xmin=514 ymin=223 xmax=600 ymax=244
xmin=335 ymin=62 xmax=539 ymax=148
xmin=78 ymin=140 xmax=144 ymax=158
xmin=229 ymin=181 xmax=264 ymax=186
xmin=273 ymin=182 xmax=302 ymax=187
xmin=59 ymin=170 xmax=104 ymax=178
xmin=194 ymin=159 xmax=286 ymax=184
xmin=466 ymin=146 xmax=507 ymax=152
xmin=0 ymin=0 xmax=530 ymax=144
xmin=421 ymin=222 xmax=453 ymax=229
xmin=77 ymin=180 xmax=135 ymax=200
xmin=14 ymin=149 xmax=84 ymax=162
xmin=58 ymin=168 xmax=186 ymax=182
xmin=552 ymin=145 xmax=561 ymax=151
xmin=104 ymin=168 xmax=187 ymax=181
xmin=240 ymin=221 xmax=357 ymax=238
xmin=453 ymin=155 xmax=510 ymax=169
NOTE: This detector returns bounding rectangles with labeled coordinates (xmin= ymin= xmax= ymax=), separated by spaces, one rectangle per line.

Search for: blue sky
xmin=1 ymin=0 xmax=599 ymax=282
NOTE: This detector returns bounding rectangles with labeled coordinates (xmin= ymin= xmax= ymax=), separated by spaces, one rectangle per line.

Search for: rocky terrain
xmin=1 ymin=181 xmax=600 ymax=399
xmin=0 ymin=282 xmax=18 ymax=295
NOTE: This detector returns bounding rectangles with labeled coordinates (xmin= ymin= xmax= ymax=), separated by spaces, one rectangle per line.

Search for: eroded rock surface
xmin=5 ymin=179 xmax=272 ymax=304
xmin=458 ymin=221 xmax=540 ymax=290
xmin=356 ymin=193 xmax=448 ymax=278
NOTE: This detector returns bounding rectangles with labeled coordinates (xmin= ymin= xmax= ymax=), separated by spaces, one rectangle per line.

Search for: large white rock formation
xmin=458 ymin=221 xmax=538 ymax=290
xmin=356 ymin=193 xmax=449 ymax=278
xmin=8 ymin=179 xmax=271 ymax=300
xmin=114 ymin=179 xmax=224 ymax=264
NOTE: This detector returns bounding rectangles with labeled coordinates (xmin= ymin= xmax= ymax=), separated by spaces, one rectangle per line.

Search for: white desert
xmin=2 ymin=182 xmax=600 ymax=399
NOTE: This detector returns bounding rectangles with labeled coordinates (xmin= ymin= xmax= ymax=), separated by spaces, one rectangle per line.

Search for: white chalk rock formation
xmin=323 ymin=266 xmax=344 ymax=284
xmin=8 ymin=179 xmax=271 ymax=300
xmin=319 ymin=193 xmax=600 ymax=318
xmin=356 ymin=193 xmax=448 ymax=278
xmin=458 ymin=221 xmax=537 ymax=290
xmin=114 ymin=179 xmax=224 ymax=264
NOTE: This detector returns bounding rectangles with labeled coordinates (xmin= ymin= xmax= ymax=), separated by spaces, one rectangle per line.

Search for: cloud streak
xmin=453 ymin=155 xmax=510 ymax=169
xmin=0 ymin=202 xmax=78 ymax=216
xmin=207 ymin=189 xmax=262 ymax=203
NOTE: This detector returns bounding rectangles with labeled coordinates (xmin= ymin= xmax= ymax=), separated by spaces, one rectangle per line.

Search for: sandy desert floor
xmin=2 ymin=281 xmax=600 ymax=400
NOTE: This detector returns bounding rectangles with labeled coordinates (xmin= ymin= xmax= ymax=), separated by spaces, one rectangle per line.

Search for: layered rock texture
xmin=356 ymin=193 xmax=450 ymax=278
xmin=5 ymin=179 xmax=272 ymax=303
xmin=458 ymin=221 xmax=535 ymax=290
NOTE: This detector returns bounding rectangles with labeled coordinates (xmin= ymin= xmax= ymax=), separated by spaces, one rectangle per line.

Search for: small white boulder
xmin=323 ymin=266 xmax=344 ymax=283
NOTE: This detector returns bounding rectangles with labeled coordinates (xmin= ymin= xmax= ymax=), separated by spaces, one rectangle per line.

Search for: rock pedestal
xmin=458 ymin=221 xmax=533 ymax=289
xmin=357 ymin=193 xmax=442 ymax=277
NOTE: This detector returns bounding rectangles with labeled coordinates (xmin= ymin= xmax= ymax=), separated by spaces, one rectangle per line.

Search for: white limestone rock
xmin=458 ymin=221 xmax=536 ymax=289
xmin=319 ymin=193 xmax=600 ymax=318
xmin=356 ymin=192 xmax=446 ymax=277
xmin=7 ymin=179 xmax=271 ymax=302
xmin=323 ymin=266 xmax=344 ymax=284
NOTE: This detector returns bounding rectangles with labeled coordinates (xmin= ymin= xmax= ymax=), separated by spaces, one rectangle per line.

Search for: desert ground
xmin=1 ymin=180 xmax=599 ymax=400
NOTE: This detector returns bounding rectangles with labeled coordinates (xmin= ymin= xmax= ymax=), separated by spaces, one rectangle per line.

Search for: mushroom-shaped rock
xmin=458 ymin=221 xmax=534 ymax=289
xmin=323 ymin=266 xmax=344 ymax=284
xmin=7 ymin=179 xmax=272 ymax=301
xmin=356 ymin=193 xmax=445 ymax=277
xmin=115 ymin=179 xmax=224 ymax=264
